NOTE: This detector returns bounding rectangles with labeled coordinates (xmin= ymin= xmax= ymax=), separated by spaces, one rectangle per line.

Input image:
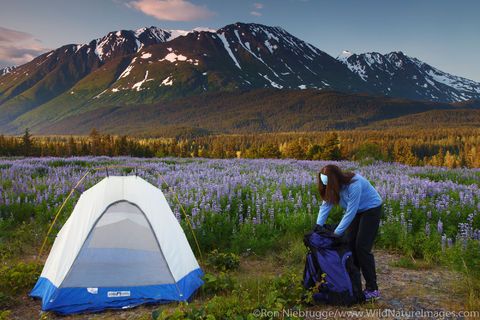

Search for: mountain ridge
xmin=337 ymin=50 xmax=480 ymax=102
xmin=0 ymin=66 xmax=15 ymax=76
xmin=1 ymin=22 xmax=479 ymax=135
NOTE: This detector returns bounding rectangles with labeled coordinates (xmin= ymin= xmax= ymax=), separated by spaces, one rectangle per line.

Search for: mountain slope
xmin=364 ymin=109 xmax=480 ymax=129
xmin=1 ymin=23 xmax=372 ymax=134
xmin=338 ymin=51 xmax=480 ymax=102
xmin=36 ymin=88 xmax=473 ymax=136
xmin=1 ymin=22 xmax=480 ymax=135
xmin=0 ymin=26 xmax=192 ymax=128
xmin=0 ymin=66 xmax=15 ymax=76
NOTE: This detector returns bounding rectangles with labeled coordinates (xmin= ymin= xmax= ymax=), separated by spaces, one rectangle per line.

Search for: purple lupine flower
xmin=441 ymin=233 xmax=447 ymax=250
xmin=437 ymin=220 xmax=443 ymax=234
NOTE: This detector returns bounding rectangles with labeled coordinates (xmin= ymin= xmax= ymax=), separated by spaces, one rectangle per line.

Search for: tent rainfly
xmin=30 ymin=175 xmax=203 ymax=314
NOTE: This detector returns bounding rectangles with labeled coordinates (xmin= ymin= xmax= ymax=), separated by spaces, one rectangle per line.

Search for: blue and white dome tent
xmin=31 ymin=173 xmax=203 ymax=314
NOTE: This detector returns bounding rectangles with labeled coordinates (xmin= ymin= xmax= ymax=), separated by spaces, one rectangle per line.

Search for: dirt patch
xmin=7 ymin=249 xmax=469 ymax=320
xmin=303 ymin=249 xmax=467 ymax=320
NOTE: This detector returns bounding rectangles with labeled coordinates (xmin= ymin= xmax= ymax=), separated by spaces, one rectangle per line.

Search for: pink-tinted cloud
xmin=0 ymin=46 xmax=45 ymax=65
xmin=0 ymin=26 xmax=49 ymax=67
xmin=253 ymin=3 xmax=263 ymax=9
xmin=0 ymin=27 xmax=36 ymax=44
xmin=126 ymin=0 xmax=216 ymax=21
xmin=250 ymin=11 xmax=262 ymax=16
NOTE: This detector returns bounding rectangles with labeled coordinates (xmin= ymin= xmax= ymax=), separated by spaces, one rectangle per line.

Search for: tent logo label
xmin=107 ymin=291 xmax=131 ymax=298
xmin=87 ymin=288 xmax=98 ymax=294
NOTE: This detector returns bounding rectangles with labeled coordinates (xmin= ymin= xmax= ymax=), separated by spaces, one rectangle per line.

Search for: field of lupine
xmin=1 ymin=156 xmax=480 ymax=317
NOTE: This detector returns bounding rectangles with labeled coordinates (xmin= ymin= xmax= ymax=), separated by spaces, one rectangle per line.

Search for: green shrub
xmin=390 ymin=256 xmax=417 ymax=269
xmin=0 ymin=310 xmax=11 ymax=320
xmin=207 ymin=250 xmax=240 ymax=271
xmin=441 ymin=240 xmax=480 ymax=310
xmin=154 ymin=269 xmax=305 ymax=319
xmin=0 ymin=262 xmax=41 ymax=296
xmin=201 ymin=272 xmax=235 ymax=295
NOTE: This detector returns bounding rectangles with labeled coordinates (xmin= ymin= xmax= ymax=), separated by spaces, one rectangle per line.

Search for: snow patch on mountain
xmin=264 ymin=40 xmax=278 ymax=53
xmin=420 ymin=63 xmax=480 ymax=95
xmin=75 ymin=44 xmax=86 ymax=53
xmin=136 ymin=26 xmax=217 ymax=43
xmin=158 ymin=52 xmax=199 ymax=66
xmin=161 ymin=75 xmax=173 ymax=86
xmin=161 ymin=52 xmax=187 ymax=62
xmin=141 ymin=52 xmax=152 ymax=59
xmin=132 ymin=70 xmax=153 ymax=91
xmin=118 ymin=57 xmax=137 ymax=80
xmin=93 ymin=89 xmax=108 ymax=99
xmin=262 ymin=74 xmax=283 ymax=89
xmin=0 ymin=66 xmax=15 ymax=76
xmin=345 ymin=61 xmax=368 ymax=81
xmin=94 ymin=38 xmax=109 ymax=61
xmin=218 ymin=33 xmax=241 ymax=69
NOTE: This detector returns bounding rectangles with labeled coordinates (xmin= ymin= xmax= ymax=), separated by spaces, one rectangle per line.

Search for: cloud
xmin=126 ymin=0 xmax=216 ymax=21
xmin=0 ymin=47 xmax=45 ymax=65
xmin=0 ymin=27 xmax=35 ymax=44
xmin=0 ymin=26 xmax=49 ymax=68
xmin=251 ymin=3 xmax=263 ymax=16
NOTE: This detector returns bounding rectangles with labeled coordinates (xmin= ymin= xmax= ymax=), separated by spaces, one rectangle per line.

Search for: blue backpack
xmin=302 ymin=224 xmax=365 ymax=306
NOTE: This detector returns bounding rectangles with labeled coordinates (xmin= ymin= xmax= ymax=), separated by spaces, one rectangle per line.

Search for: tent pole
xmin=32 ymin=169 xmax=91 ymax=280
xmin=153 ymin=169 xmax=204 ymax=263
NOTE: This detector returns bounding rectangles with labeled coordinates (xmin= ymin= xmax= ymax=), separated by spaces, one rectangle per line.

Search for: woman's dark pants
xmin=345 ymin=205 xmax=383 ymax=291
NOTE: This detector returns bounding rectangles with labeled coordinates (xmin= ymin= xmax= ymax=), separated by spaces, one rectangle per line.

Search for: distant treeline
xmin=2 ymin=127 xmax=480 ymax=168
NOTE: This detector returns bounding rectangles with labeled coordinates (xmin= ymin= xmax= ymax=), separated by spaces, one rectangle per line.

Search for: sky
xmin=0 ymin=0 xmax=479 ymax=81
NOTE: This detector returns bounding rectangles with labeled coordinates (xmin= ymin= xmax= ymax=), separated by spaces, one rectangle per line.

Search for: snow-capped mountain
xmin=337 ymin=50 xmax=480 ymax=102
xmin=0 ymin=66 xmax=15 ymax=76
xmin=1 ymin=22 xmax=479 ymax=134
xmin=0 ymin=26 xmax=214 ymax=128
xmin=81 ymin=26 xmax=217 ymax=62
xmin=100 ymin=22 xmax=366 ymax=95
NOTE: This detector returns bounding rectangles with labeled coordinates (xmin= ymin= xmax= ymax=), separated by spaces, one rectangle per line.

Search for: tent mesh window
xmin=61 ymin=201 xmax=173 ymax=288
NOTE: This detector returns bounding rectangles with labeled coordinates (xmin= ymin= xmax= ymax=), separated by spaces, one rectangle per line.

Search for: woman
xmin=316 ymin=164 xmax=383 ymax=300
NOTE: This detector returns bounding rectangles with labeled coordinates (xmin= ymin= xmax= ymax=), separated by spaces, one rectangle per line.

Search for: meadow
xmin=0 ymin=157 xmax=479 ymax=319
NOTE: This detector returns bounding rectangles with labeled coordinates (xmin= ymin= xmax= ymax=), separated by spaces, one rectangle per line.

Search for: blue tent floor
xmin=30 ymin=268 xmax=204 ymax=315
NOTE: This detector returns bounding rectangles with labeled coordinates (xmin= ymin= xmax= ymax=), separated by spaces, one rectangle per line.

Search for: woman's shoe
xmin=363 ymin=289 xmax=380 ymax=300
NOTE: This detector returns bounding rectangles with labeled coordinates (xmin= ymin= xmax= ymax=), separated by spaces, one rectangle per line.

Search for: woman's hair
xmin=318 ymin=164 xmax=356 ymax=205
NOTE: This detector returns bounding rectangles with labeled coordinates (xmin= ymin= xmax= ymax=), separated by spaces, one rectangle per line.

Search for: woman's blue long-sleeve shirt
xmin=316 ymin=173 xmax=382 ymax=234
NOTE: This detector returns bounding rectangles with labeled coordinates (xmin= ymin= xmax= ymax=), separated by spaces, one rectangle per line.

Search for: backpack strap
xmin=308 ymin=247 xmax=327 ymax=284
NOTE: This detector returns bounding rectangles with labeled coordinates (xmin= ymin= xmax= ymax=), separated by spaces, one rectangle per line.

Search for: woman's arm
xmin=316 ymin=200 xmax=333 ymax=226
xmin=334 ymin=180 xmax=362 ymax=234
